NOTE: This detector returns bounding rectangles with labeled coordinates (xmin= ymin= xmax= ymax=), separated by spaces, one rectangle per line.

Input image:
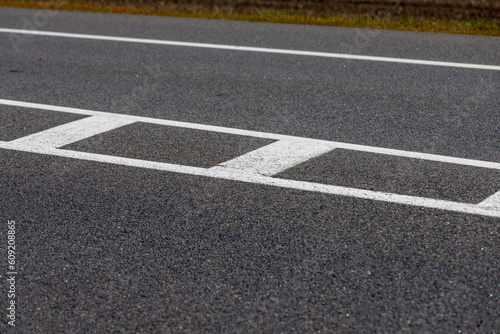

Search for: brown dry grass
xmin=1 ymin=0 xmax=499 ymax=36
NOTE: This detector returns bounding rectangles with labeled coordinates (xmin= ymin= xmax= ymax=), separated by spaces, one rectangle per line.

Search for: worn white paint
xmin=211 ymin=139 xmax=337 ymax=176
xmin=478 ymin=191 xmax=500 ymax=210
xmin=10 ymin=116 xmax=135 ymax=148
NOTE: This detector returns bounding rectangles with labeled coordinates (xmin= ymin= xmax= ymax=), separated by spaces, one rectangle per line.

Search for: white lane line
xmin=10 ymin=116 xmax=135 ymax=148
xmin=333 ymin=143 xmax=500 ymax=170
xmin=1 ymin=28 xmax=500 ymax=71
xmin=0 ymin=141 xmax=499 ymax=218
xmin=478 ymin=191 xmax=500 ymax=210
xmin=1 ymin=98 xmax=499 ymax=171
xmin=211 ymin=139 xmax=337 ymax=176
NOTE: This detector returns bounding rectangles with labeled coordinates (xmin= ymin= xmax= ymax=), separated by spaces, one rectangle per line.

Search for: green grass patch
xmin=1 ymin=0 xmax=499 ymax=36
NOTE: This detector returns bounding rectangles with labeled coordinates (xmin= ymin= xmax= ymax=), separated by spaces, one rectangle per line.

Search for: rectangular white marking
xmin=0 ymin=28 xmax=499 ymax=71
xmin=478 ymin=191 xmax=500 ymax=210
xmin=211 ymin=139 xmax=336 ymax=176
xmin=10 ymin=116 xmax=135 ymax=148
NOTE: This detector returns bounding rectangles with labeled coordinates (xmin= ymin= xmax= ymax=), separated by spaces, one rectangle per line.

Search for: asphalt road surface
xmin=0 ymin=7 xmax=499 ymax=333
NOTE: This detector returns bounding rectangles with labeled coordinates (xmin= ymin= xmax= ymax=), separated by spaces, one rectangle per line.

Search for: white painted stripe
xmin=211 ymin=139 xmax=337 ymax=176
xmin=0 ymin=141 xmax=498 ymax=218
xmin=478 ymin=191 xmax=500 ymax=210
xmin=1 ymin=98 xmax=499 ymax=171
xmin=331 ymin=143 xmax=500 ymax=170
xmin=10 ymin=116 xmax=135 ymax=148
xmin=1 ymin=28 xmax=499 ymax=71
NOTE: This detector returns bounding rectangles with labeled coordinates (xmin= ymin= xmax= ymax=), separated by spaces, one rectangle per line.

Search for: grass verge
xmin=1 ymin=0 xmax=499 ymax=36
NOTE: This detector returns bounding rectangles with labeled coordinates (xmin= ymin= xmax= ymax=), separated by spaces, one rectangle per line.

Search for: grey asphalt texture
xmin=0 ymin=7 xmax=499 ymax=333
xmin=277 ymin=149 xmax=500 ymax=203
xmin=63 ymin=122 xmax=275 ymax=168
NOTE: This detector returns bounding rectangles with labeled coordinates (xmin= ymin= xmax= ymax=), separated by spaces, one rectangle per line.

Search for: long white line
xmin=1 ymin=98 xmax=499 ymax=171
xmin=1 ymin=28 xmax=500 ymax=71
xmin=0 ymin=141 xmax=498 ymax=218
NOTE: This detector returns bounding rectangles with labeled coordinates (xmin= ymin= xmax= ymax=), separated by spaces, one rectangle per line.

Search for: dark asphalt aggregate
xmin=64 ymin=122 xmax=275 ymax=168
xmin=277 ymin=149 xmax=500 ymax=204
xmin=0 ymin=7 xmax=499 ymax=333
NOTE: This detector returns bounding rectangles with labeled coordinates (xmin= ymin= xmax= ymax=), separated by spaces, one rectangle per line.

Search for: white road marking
xmin=10 ymin=116 xmax=135 ymax=148
xmin=0 ymin=98 xmax=499 ymax=218
xmin=0 ymin=141 xmax=499 ymax=218
xmin=478 ymin=191 xmax=500 ymax=210
xmin=211 ymin=139 xmax=337 ymax=176
xmin=1 ymin=98 xmax=499 ymax=171
xmin=1 ymin=28 xmax=500 ymax=71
